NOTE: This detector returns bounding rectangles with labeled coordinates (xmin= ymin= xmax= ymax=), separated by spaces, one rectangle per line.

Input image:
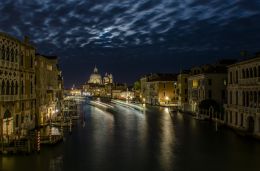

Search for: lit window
xmin=192 ymin=80 xmax=198 ymax=88
xmin=47 ymin=65 xmax=52 ymax=71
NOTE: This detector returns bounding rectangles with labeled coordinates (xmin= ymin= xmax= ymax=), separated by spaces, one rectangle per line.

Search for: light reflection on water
xmin=49 ymin=155 xmax=63 ymax=171
xmin=1 ymin=102 xmax=260 ymax=171
xmin=159 ymin=108 xmax=175 ymax=171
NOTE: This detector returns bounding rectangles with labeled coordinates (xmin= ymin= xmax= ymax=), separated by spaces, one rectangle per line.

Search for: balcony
xmin=20 ymin=95 xmax=28 ymax=100
xmin=0 ymin=60 xmax=19 ymax=69
xmin=238 ymin=78 xmax=259 ymax=85
xmin=226 ymin=104 xmax=260 ymax=114
xmin=20 ymin=94 xmax=36 ymax=100
xmin=0 ymin=95 xmax=19 ymax=101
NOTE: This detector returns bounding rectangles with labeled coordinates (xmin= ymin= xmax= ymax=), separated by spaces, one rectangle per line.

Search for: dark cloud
xmin=0 ymin=0 xmax=260 ymax=87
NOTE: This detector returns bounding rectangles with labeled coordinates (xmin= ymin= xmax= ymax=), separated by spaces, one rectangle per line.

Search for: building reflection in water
xmin=49 ymin=155 xmax=63 ymax=171
xmin=159 ymin=107 xmax=176 ymax=171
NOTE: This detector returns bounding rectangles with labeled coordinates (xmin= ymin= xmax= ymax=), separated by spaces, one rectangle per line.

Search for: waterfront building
xmin=0 ymin=32 xmax=36 ymax=140
xmin=225 ymin=55 xmax=260 ymax=137
xmin=140 ymin=73 xmax=178 ymax=106
xmin=177 ymin=70 xmax=190 ymax=111
xmin=111 ymin=83 xmax=127 ymax=99
xmin=187 ymin=63 xmax=230 ymax=119
xmin=83 ymin=66 xmax=113 ymax=97
xmin=35 ymin=54 xmax=64 ymax=126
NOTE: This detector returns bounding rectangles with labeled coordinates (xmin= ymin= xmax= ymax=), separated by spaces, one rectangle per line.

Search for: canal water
xmin=1 ymin=102 xmax=260 ymax=171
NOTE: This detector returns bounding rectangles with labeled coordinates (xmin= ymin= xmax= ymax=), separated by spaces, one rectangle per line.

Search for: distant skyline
xmin=1 ymin=0 xmax=260 ymax=88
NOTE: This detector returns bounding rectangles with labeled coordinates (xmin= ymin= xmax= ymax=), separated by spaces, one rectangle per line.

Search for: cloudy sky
xmin=0 ymin=0 xmax=260 ymax=87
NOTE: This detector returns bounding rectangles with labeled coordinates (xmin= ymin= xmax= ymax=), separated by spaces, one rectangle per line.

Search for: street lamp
xmin=142 ymin=98 xmax=146 ymax=107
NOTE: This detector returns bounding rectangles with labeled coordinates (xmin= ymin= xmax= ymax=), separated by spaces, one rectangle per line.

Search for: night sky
xmin=1 ymin=0 xmax=260 ymax=88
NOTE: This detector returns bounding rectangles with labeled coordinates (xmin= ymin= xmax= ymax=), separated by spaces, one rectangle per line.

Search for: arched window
xmin=254 ymin=67 xmax=257 ymax=77
xmin=21 ymin=80 xmax=24 ymax=95
xmin=11 ymin=49 xmax=14 ymax=62
xmin=246 ymin=92 xmax=249 ymax=107
xmin=15 ymin=81 xmax=18 ymax=95
xmin=229 ymin=91 xmax=233 ymax=105
xmin=11 ymin=81 xmax=14 ymax=95
xmin=6 ymin=80 xmax=10 ymax=95
xmin=235 ymin=71 xmax=238 ymax=83
xmin=30 ymin=81 xmax=33 ymax=94
xmin=250 ymin=68 xmax=253 ymax=78
xmin=242 ymin=91 xmax=245 ymax=106
xmin=254 ymin=91 xmax=257 ymax=107
xmin=258 ymin=91 xmax=260 ymax=107
xmin=246 ymin=69 xmax=249 ymax=78
xmin=1 ymin=80 xmax=5 ymax=95
xmin=20 ymin=54 xmax=24 ymax=66
xmin=30 ymin=55 xmax=33 ymax=68
xmin=242 ymin=69 xmax=245 ymax=79
xmin=6 ymin=47 xmax=9 ymax=61
xmin=2 ymin=45 xmax=5 ymax=60
xmin=15 ymin=50 xmax=18 ymax=63
xmin=249 ymin=91 xmax=253 ymax=107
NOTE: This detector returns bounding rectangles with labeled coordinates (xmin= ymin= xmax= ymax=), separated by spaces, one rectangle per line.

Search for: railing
xmin=243 ymin=107 xmax=259 ymax=114
xmin=0 ymin=95 xmax=19 ymax=101
xmin=0 ymin=60 xmax=19 ymax=69
xmin=20 ymin=94 xmax=36 ymax=100
xmin=20 ymin=95 xmax=28 ymax=99
xmin=226 ymin=104 xmax=260 ymax=113
xmin=239 ymin=78 xmax=259 ymax=85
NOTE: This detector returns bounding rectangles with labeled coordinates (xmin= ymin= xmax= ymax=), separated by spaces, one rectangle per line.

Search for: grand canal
xmin=1 ymin=101 xmax=260 ymax=171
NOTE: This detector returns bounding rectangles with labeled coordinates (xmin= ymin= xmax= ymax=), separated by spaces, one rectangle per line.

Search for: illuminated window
xmin=47 ymin=64 xmax=53 ymax=71
xmin=192 ymin=80 xmax=198 ymax=88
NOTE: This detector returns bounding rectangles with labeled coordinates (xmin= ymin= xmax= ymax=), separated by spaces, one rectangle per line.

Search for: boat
xmin=193 ymin=113 xmax=206 ymax=120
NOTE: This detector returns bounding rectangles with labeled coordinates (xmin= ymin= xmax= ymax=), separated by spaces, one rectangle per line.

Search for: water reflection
xmin=1 ymin=103 xmax=260 ymax=171
xmin=159 ymin=108 xmax=175 ymax=171
xmin=49 ymin=155 xmax=63 ymax=171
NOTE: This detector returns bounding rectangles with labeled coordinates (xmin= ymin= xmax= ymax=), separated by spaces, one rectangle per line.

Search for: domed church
xmin=88 ymin=66 xmax=102 ymax=84
xmin=83 ymin=66 xmax=113 ymax=97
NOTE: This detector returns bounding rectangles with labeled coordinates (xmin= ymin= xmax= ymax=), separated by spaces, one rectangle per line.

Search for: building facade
xmin=0 ymin=32 xmax=36 ymax=140
xmin=111 ymin=83 xmax=127 ymax=99
xmin=35 ymin=54 xmax=64 ymax=126
xmin=188 ymin=65 xmax=227 ymax=118
xmin=83 ymin=66 xmax=113 ymax=97
xmin=140 ymin=74 xmax=178 ymax=106
xmin=177 ymin=71 xmax=189 ymax=111
xmin=225 ymin=56 xmax=260 ymax=137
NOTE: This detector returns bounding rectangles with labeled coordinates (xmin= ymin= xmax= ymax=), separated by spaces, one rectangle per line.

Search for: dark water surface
xmin=1 ymin=102 xmax=260 ymax=171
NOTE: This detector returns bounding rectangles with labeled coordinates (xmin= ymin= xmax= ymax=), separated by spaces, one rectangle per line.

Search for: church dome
xmin=88 ymin=66 xmax=102 ymax=84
